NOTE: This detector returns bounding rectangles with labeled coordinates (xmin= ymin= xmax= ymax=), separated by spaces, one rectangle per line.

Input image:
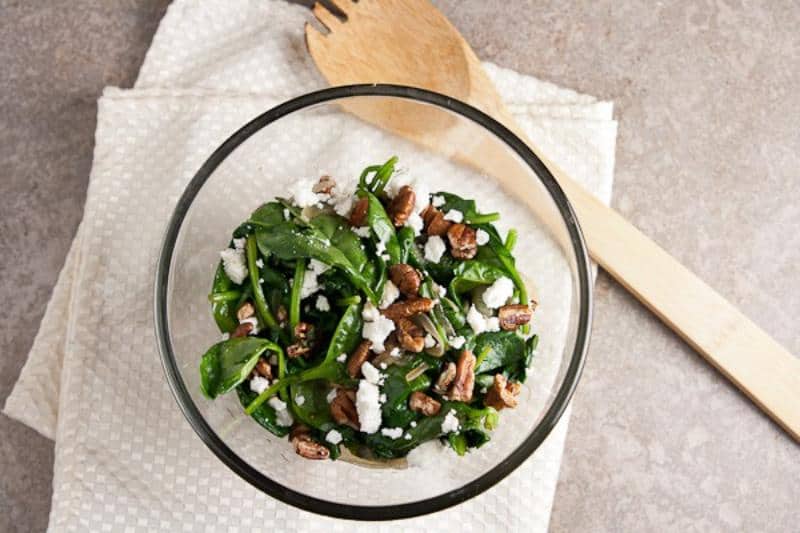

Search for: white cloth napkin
xmin=4 ymin=1 xmax=617 ymax=530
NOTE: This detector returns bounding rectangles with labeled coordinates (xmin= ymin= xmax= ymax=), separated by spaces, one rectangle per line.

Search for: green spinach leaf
xmin=361 ymin=191 xmax=401 ymax=265
xmin=290 ymin=380 xmax=335 ymax=430
xmin=434 ymin=192 xmax=499 ymax=225
xmin=472 ymin=331 xmax=530 ymax=381
xmin=448 ymin=260 xmax=508 ymax=305
xmin=200 ymin=337 xmax=282 ymax=399
xmin=236 ymin=386 xmax=291 ymax=437
xmin=209 ymin=262 xmax=238 ymax=333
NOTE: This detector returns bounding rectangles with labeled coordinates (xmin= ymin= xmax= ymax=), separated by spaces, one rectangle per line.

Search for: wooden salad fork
xmin=305 ymin=0 xmax=800 ymax=441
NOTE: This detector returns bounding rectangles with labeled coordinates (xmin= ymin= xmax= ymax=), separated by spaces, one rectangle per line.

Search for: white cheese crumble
xmin=288 ymin=177 xmax=327 ymax=208
xmin=389 ymin=347 xmax=400 ymax=357
xmin=443 ymin=209 xmax=463 ymax=223
xmin=379 ymin=393 xmax=387 ymax=403
xmin=449 ymin=336 xmax=466 ymax=349
xmin=361 ymin=361 xmax=384 ymax=385
xmin=268 ymin=397 xmax=294 ymax=427
xmin=356 ymin=380 xmax=382 ymax=434
xmin=249 ymin=376 xmax=270 ymax=395
xmin=295 ymin=394 xmax=306 ymax=406
xmin=379 ymin=280 xmax=400 ymax=309
xmin=255 ymin=258 xmax=264 ymax=268
xmin=352 ymin=226 xmax=371 ymax=238
xmin=362 ymin=302 xmax=395 ymax=352
xmin=283 ymin=208 xmax=290 ymax=220
xmin=467 ymin=304 xmax=501 ymax=334
xmin=362 ymin=302 xmax=381 ymax=322
xmin=299 ymin=259 xmax=331 ymax=299
xmin=410 ymin=421 xmax=417 ymax=428
xmin=325 ymin=429 xmax=343 ymax=445
xmin=326 ymin=387 xmax=338 ymax=403
xmin=381 ymin=427 xmax=404 ymax=439
xmin=220 ymin=332 xmax=230 ymax=341
xmin=233 ymin=238 xmax=246 ymax=250
xmin=482 ymin=277 xmax=514 ymax=308
xmin=404 ymin=211 xmax=424 ymax=236
xmin=432 ymin=195 xmax=446 ymax=207
xmin=379 ymin=362 xmax=387 ymax=370
xmin=315 ymin=295 xmax=330 ymax=312
xmin=433 ymin=282 xmax=447 ymax=299
xmin=404 ymin=433 xmax=412 ymax=440
xmin=424 ymin=235 xmax=446 ymax=263
xmin=375 ymin=239 xmax=387 ymax=256
xmin=424 ymin=334 xmax=436 ymax=348
xmin=441 ymin=410 xmax=460 ymax=434
xmin=220 ymin=247 xmax=248 ymax=284
xmin=336 ymin=353 xmax=347 ymax=363
xmin=239 ymin=316 xmax=260 ymax=335
xmin=476 ymin=229 xmax=490 ymax=245
xmin=309 ymin=258 xmax=330 ymax=273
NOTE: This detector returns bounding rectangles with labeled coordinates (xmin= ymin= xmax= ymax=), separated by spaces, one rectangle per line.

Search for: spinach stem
xmin=504 ymin=229 xmax=518 ymax=252
xmin=290 ymin=260 xmax=305 ymax=335
xmin=469 ymin=212 xmax=500 ymax=224
xmin=336 ymin=295 xmax=361 ymax=306
xmin=246 ymin=236 xmax=278 ymax=330
xmin=475 ymin=345 xmax=492 ymax=368
xmin=208 ymin=290 xmax=241 ymax=303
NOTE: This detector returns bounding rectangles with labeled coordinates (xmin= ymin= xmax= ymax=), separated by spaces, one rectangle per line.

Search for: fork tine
xmin=327 ymin=0 xmax=353 ymax=16
xmin=311 ymin=2 xmax=342 ymax=31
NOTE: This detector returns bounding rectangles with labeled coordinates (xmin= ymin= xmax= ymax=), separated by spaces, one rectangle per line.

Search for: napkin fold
xmin=4 ymin=1 xmax=616 ymax=531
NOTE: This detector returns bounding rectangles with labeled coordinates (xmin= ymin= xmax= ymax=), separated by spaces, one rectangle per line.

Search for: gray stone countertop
xmin=1 ymin=1 xmax=798 ymax=531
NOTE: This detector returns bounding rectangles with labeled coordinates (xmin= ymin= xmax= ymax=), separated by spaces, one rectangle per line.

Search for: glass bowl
xmin=154 ymin=85 xmax=591 ymax=520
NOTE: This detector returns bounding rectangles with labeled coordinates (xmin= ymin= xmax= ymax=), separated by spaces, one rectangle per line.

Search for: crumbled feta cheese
xmin=239 ymin=316 xmax=260 ymax=335
xmin=233 ymin=238 xmax=246 ymax=250
xmin=300 ymin=270 xmax=320 ymax=299
xmin=333 ymin=194 xmax=355 ymax=218
xmin=309 ymin=259 xmax=330 ymax=274
xmin=449 ymin=336 xmax=466 ymax=349
xmin=362 ymin=314 xmax=396 ymax=352
xmin=379 ymin=393 xmax=387 ymax=403
xmin=283 ymin=208 xmax=290 ymax=220
xmin=249 ymin=376 xmax=270 ymax=395
xmin=336 ymin=353 xmax=347 ymax=363
xmin=375 ymin=239 xmax=387 ymax=256
xmin=326 ymin=388 xmax=338 ymax=403
xmin=315 ymin=295 xmax=330 ymax=312
xmin=486 ymin=317 xmax=500 ymax=332
xmin=361 ymin=361 xmax=384 ymax=385
xmin=268 ymin=397 xmax=294 ymax=427
xmin=356 ymin=380 xmax=382 ymax=434
xmin=288 ymin=177 xmax=326 ymax=208
xmin=424 ymin=235 xmax=446 ymax=263
xmin=404 ymin=433 xmax=412 ymax=440
xmin=432 ymin=195 xmax=446 ymax=207
xmin=482 ymin=277 xmax=514 ymax=308
xmin=255 ymin=258 xmax=264 ymax=268
xmin=220 ymin=332 xmax=230 ymax=341
xmin=476 ymin=229 xmax=490 ymax=245
xmin=381 ymin=427 xmax=404 ymax=439
xmin=295 ymin=394 xmax=306 ymax=406
xmin=220 ymin=247 xmax=248 ymax=284
xmin=404 ymin=211 xmax=424 ymax=235
xmin=441 ymin=410 xmax=460 ymax=434
xmin=352 ymin=226 xmax=371 ymax=238
xmin=325 ymin=429 xmax=343 ymax=445
xmin=433 ymin=282 xmax=447 ymax=298
xmin=410 ymin=421 xmax=417 ymax=428
xmin=379 ymin=362 xmax=387 ymax=370
xmin=424 ymin=334 xmax=436 ymax=348
xmin=443 ymin=209 xmax=463 ymax=223
xmin=467 ymin=305 xmax=489 ymax=335
xmin=389 ymin=347 xmax=400 ymax=357
xmin=362 ymin=302 xmax=381 ymax=322
xmin=379 ymin=280 xmax=400 ymax=309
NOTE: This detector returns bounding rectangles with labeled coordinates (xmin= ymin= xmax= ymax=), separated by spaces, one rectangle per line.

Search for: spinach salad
xmin=200 ymin=157 xmax=538 ymax=462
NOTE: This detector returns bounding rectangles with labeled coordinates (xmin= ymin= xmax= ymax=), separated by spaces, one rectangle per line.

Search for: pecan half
xmin=312 ymin=175 xmax=336 ymax=195
xmin=287 ymin=322 xmax=316 ymax=358
xmin=381 ymin=297 xmax=435 ymax=320
xmin=388 ymin=185 xmax=416 ymax=227
xmin=484 ymin=374 xmax=522 ymax=410
xmin=497 ymin=304 xmax=533 ymax=331
xmin=396 ymin=317 xmax=425 ymax=353
xmin=286 ymin=344 xmax=311 ymax=358
xmin=349 ymin=197 xmax=369 ymax=226
xmin=447 ymin=223 xmax=478 ymax=260
xmin=294 ymin=321 xmax=314 ymax=340
xmin=236 ymin=301 xmax=255 ymax=322
xmin=447 ymin=350 xmax=476 ymax=402
xmin=330 ymin=389 xmax=359 ymax=429
xmin=291 ymin=430 xmax=330 ymax=460
xmin=254 ymin=357 xmax=273 ymax=380
xmin=433 ymin=362 xmax=456 ymax=394
xmin=347 ymin=340 xmax=373 ymax=378
xmin=231 ymin=322 xmax=253 ymax=338
xmin=421 ymin=205 xmax=452 ymax=236
xmin=289 ymin=423 xmax=312 ymax=442
xmin=408 ymin=391 xmax=441 ymax=416
xmin=389 ymin=263 xmax=421 ymax=297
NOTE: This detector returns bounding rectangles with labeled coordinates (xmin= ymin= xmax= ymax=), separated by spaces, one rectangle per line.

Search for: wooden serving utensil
xmin=305 ymin=0 xmax=800 ymax=441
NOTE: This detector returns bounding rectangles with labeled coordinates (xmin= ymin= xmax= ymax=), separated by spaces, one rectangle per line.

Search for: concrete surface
xmin=1 ymin=1 xmax=798 ymax=531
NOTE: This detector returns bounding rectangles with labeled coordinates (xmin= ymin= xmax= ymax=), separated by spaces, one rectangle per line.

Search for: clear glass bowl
xmin=154 ymin=85 xmax=591 ymax=520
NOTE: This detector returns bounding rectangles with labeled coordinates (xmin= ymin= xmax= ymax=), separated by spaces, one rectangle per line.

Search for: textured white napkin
xmin=4 ymin=0 xmax=616 ymax=530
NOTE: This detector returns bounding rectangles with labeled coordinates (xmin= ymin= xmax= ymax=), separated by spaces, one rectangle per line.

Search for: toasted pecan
xmin=349 ymin=197 xmax=369 ymax=226
xmin=422 ymin=205 xmax=452 ymax=236
xmin=483 ymin=374 xmax=522 ymax=410
xmin=497 ymin=304 xmax=533 ymax=331
xmin=447 ymin=350 xmax=476 ymax=402
xmin=347 ymin=340 xmax=373 ymax=378
xmin=408 ymin=391 xmax=442 ymax=416
xmin=381 ymin=298 xmax=435 ymax=321
xmin=389 ymin=263 xmax=421 ymax=297
xmin=447 ymin=223 xmax=477 ymax=260
xmin=396 ymin=317 xmax=425 ymax=353
xmin=330 ymin=389 xmax=359 ymax=429
xmin=388 ymin=185 xmax=416 ymax=227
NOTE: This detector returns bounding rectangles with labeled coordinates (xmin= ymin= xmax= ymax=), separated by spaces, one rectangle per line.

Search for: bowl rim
xmin=154 ymin=84 xmax=592 ymax=521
